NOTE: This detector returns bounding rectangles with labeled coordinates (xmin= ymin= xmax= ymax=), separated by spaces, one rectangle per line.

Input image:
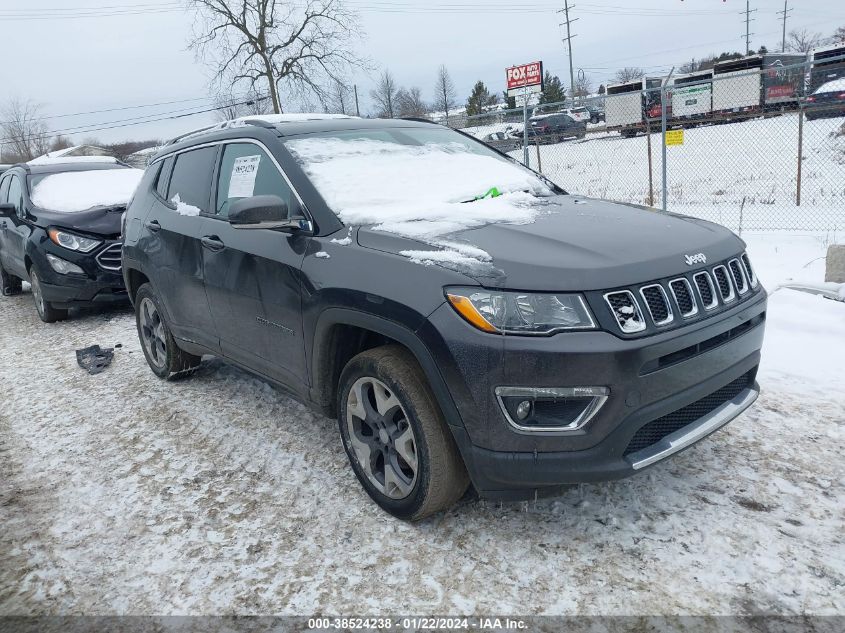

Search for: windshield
xmin=284 ymin=126 xmax=553 ymax=228
xmin=30 ymin=168 xmax=144 ymax=213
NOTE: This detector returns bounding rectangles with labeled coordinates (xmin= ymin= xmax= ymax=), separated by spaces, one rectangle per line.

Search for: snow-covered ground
xmin=466 ymin=112 xmax=845 ymax=232
xmin=0 ymin=230 xmax=842 ymax=616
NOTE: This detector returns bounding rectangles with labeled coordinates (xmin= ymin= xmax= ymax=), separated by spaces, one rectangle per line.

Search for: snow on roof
xmin=30 ymin=168 xmax=144 ymax=212
xmin=814 ymin=77 xmax=845 ymax=93
xmin=28 ymin=155 xmax=119 ymax=166
xmin=131 ymin=146 xmax=162 ymax=156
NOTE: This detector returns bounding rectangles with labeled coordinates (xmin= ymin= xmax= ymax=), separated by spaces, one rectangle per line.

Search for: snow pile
xmin=170 ymin=193 xmax=201 ymax=217
xmin=287 ymin=137 xmax=553 ymax=268
xmin=30 ymin=168 xmax=143 ymax=212
xmin=315 ymin=251 xmax=331 ymax=259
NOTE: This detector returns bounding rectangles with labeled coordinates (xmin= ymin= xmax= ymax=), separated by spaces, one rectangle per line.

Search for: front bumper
xmin=30 ymin=240 xmax=128 ymax=309
xmin=419 ymin=289 xmax=767 ymax=500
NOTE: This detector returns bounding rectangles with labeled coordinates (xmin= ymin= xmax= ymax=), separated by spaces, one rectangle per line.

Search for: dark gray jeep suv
xmin=122 ymin=115 xmax=766 ymax=520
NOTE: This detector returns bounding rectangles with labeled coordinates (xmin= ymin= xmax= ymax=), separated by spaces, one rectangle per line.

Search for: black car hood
xmin=357 ymin=195 xmax=745 ymax=291
xmin=32 ymin=205 xmax=125 ymax=239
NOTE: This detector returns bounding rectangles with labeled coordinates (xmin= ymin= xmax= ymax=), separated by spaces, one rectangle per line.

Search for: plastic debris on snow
xmin=75 ymin=345 xmax=114 ymax=375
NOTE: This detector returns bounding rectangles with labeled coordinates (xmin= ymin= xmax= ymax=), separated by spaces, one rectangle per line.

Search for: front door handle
xmin=201 ymin=235 xmax=225 ymax=252
xmin=145 ymin=219 xmax=161 ymax=233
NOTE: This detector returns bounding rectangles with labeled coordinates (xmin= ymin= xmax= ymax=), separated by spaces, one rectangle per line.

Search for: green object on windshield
xmin=474 ymin=187 xmax=502 ymax=201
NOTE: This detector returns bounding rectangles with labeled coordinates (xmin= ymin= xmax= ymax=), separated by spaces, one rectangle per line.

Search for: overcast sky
xmin=1 ymin=0 xmax=842 ymax=148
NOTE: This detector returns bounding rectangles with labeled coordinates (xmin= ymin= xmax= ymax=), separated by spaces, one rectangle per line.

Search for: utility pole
xmin=558 ymin=1 xmax=578 ymax=106
xmin=776 ymin=0 xmax=792 ymax=52
xmin=353 ymin=84 xmax=360 ymax=117
xmin=740 ymin=0 xmax=757 ymax=55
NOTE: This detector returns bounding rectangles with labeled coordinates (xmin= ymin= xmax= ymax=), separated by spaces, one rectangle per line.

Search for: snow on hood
xmin=814 ymin=77 xmax=845 ymax=94
xmin=28 ymin=155 xmax=119 ymax=166
xmin=30 ymin=168 xmax=144 ymax=213
xmin=286 ymin=136 xmax=553 ymax=269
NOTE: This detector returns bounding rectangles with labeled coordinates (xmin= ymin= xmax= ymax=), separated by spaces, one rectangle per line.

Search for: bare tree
xmin=213 ymin=90 xmax=271 ymax=121
xmin=614 ymin=67 xmax=645 ymax=83
xmin=0 ymin=98 xmax=51 ymax=162
xmin=327 ymin=80 xmax=353 ymax=115
xmin=370 ymin=69 xmax=398 ymax=118
xmin=787 ymin=28 xmax=823 ymax=54
xmin=49 ymin=135 xmax=74 ymax=153
xmin=188 ymin=0 xmax=365 ymax=114
xmin=573 ymin=73 xmax=592 ymax=98
xmin=830 ymin=25 xmax=845 ymax=44
xmin=433 ymin=64 xmax=457 ymax=122
xmin=396 ymin=87 xmax=428 ymax=118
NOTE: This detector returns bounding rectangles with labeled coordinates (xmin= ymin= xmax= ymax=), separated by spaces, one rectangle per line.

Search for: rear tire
xmin=135 ymin=283 xmax=201 ymax=380
xmin=338 ymin=345 xmax=469 ymax=521
xmin=30 ymin=269 xmax=68 ymax=323
xmin=0 ymin=260 xmax=22 ymax=296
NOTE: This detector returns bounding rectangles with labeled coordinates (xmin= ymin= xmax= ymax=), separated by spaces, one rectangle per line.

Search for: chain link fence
xmin=450 ymin=53 xmax=845 ymax=234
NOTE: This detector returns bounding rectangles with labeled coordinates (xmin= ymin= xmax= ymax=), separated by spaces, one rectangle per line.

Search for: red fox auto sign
xmin=506 ymin=61 xmax=544 ymax=96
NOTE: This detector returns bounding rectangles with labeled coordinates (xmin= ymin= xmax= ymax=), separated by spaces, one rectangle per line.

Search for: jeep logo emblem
xmin=684 ymin=253 xmax=707 ymax=266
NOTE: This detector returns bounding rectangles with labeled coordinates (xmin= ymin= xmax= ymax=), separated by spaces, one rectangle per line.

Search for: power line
xmin=740 ymin=0 xmax=757 ymax=55
xmin=776 ymin=0 xmax=793 ymax=52
xmin=558 ymin=1 xmax=578 ymax=105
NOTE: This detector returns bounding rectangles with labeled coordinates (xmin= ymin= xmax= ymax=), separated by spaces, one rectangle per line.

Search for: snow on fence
xmin=452 ymin=55 xmax=845 ymax=233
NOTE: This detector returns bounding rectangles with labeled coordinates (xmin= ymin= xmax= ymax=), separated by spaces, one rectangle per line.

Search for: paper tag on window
xmin=228 ymin=155 xmax=261 ymax=198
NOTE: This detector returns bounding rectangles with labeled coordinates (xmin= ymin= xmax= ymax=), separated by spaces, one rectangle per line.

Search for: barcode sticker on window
xmin=228 ymin=155 xmax=261 ymax=198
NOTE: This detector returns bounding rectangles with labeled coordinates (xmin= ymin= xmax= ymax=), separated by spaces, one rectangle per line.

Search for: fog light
xmin=46 ymin=254 xmax=84 ymax=275
xmin=495 ymin=386 xmax=609 ymax=433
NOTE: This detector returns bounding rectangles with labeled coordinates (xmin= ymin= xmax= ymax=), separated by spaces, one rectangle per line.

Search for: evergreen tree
xmin=539 ymin=72 xmax=566 ymax=105
xmin=466 ymin=80 xmax=497 ymax=116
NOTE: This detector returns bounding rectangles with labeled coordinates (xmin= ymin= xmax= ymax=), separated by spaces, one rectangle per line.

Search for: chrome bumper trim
xmin=626 ymin=384 xmax=759 ymax=470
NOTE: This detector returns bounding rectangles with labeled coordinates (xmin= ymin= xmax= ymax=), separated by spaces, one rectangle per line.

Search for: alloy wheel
xmin=346 ymin=376 xmax=419 ymax=500
xmin=30 ymin=273 xmax=46 ymax=317
xmin=139 ymin=297 xmax=167 ymax=369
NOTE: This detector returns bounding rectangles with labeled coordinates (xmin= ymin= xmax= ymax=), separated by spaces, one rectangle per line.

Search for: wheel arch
xmin=124 ymin=266 xmax=150 ymax=305
xmin=310 ymin=308 xmax=466 ymax=434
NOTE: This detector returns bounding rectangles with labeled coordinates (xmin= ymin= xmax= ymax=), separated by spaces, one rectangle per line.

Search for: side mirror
xmin=228 ymin=195 xmax=312 ymax=233
xmin=0 ymin=203 xmax=15 ymax=217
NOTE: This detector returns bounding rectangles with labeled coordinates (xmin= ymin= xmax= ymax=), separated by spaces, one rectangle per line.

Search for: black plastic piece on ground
xmin=75 ymin=345 xmax=114 ymax=375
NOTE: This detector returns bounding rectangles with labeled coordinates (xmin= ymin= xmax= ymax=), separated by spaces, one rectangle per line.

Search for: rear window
xmin=167 ymin=147 xmax=217 ymax=213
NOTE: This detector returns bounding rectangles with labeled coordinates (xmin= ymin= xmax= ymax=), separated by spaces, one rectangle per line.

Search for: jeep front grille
xmin=693 ymin=271 xmax=718 ymax=310
xmin=639 ymin=284 xmax=673 ymax=326
xmin=729 ymin=258 xmax=749 ymax=295
xmin=712 ymin=265 xmax=736 ymax=302
xmin=96 ymin=243 xmax=123 ymax=271
xmin=604 ymin=291 xmax=646 ymax=333
xmin=741 ymin=253 xmax=758 ymax=288
xmin=669 ymin=278 xmax=698 ymax=318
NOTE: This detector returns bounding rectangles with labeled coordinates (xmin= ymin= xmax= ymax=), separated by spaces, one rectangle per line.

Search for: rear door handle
xmin=145 ymin=219 xmax=161 ymax=233
xmin=201 ymin=235 xmax=225 ymax=252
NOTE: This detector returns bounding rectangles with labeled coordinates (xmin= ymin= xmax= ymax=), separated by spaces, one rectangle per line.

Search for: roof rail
xmin=165 ymin=118 xmax=277 ymax=146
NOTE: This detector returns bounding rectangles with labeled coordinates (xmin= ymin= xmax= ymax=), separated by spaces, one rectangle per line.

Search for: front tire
xmin=30 ymin=269 xmax=68 ymax=323
xmin=135 ymin=283 xmax=201 ymax=380
xmin=338 ymin=345 xmax=469 ymax=521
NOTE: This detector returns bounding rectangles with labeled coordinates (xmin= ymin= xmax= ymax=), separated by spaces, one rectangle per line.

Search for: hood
xmin=357 ymin=195 xmax=744 ymax=291
xmin=32 ymin=205 xmax=125 ymax=239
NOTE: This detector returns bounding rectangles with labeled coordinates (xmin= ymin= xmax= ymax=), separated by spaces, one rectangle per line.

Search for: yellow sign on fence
xmin=665 ymin=129 xmax=684 ymax=146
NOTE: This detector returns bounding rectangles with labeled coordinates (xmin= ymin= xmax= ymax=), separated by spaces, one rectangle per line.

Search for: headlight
xmin=446 ymin=287 xmax=596 ymax=334
xmin=46 ymin=253 xmax=85 ymax=275
xmin=48 ymin=229 xmax=102 ymax=253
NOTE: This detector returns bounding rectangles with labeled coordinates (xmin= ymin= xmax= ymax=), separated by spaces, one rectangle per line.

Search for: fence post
xmin=522 ymin=90 xmax=530 ymax=167
xmin=660 ymin=67 xmax=674 ymax=212
xmin=535 ymin=137 xmax=542 ymax=173
xmin=646 ymin=117 xmax=654 ymax=207
xmin=796 ymin=106 xmax=804 ymax=207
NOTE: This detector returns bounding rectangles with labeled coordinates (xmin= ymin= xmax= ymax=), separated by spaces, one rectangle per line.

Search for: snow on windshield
xmin=286 ymin=136 xmax=554 ymax=269
xmin=31 ymin=168 xmax=144 ymax=213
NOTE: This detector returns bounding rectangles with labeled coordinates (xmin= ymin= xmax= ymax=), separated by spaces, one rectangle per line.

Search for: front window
xmin=284 ymin=126 xmax=553 ymax=226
